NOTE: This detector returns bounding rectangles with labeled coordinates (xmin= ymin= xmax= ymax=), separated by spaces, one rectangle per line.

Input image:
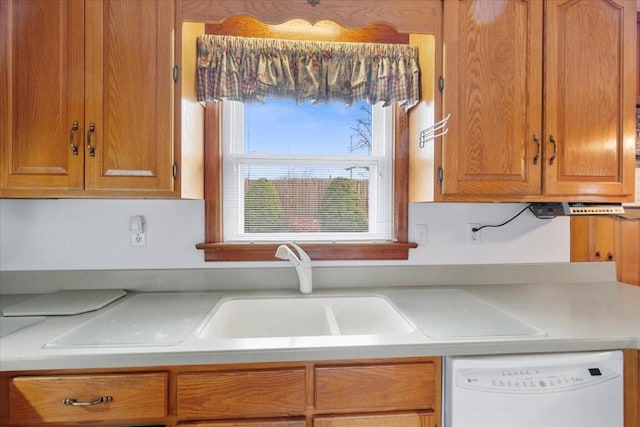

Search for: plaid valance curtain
xmin=196 ymin=35 xmax=420 ymax=109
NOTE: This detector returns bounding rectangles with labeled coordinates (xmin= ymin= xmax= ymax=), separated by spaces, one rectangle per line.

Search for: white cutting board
xmin=0 ymin=316 xmax=46 ymax=337
xmin=2 ymin=289 xmax=127 ymax=316
xmin=388 ymin=289 xmax=545 ymax=339
xmin=46 ymin=292 xmax=222 ymax=347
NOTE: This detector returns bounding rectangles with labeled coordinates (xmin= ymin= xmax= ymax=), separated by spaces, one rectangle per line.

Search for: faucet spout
xmin=275 ymin=242 xmax=313 ymax=294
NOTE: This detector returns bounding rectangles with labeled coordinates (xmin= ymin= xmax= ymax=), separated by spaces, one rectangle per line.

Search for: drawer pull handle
xmin=63 ymin=396 xmax=112 ymax=407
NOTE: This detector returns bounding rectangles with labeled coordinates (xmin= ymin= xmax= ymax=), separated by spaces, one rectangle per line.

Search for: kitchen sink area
xmin=0 ymin=262 xmax=637 ymax=381
xmin=19 ymin=288 xmax=549 ymax=353
xmin=196 ymin=295 xmax=417 ymax=339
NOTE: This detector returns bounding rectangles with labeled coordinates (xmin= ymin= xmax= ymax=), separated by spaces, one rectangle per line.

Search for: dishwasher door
xmin=444 ymin=350 xmax=623 ymax=427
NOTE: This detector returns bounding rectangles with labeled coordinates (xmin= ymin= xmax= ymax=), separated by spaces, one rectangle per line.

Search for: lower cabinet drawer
xmin=9 ymin=372 xmax=168 ymax=424
xmin=177 ymin=368 xmax=307 ymax=418
xmin=314 ymin=412 xmax=435 ymax=427
xmin=178 ymin=419 xmax=307 ymax=427
xmin=315 ymin=362 xmax=437 ymax=412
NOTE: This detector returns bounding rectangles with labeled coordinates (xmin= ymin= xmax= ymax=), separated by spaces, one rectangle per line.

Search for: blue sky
xmin=244 ymin=98 xmax=371 ymax=156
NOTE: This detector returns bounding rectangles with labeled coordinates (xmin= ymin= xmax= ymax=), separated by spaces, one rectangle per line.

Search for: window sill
xmin=195 ymin=242 xmax=418 ymax=262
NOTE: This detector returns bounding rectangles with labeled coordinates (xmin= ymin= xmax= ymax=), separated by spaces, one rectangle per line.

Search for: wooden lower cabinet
xmin=0 ymin=357 xmax=441 ymax=427
xmin=179 ymin=421 xmax=306 ymax=427
xmin=7 ymin=372 xmax=168 ymax=425
xmin=571 ymin=212 xmax=640 ymax=286
xmin=177 ymin=368 xmax=307 ymax=419
xmin=176 ymin=358 xmax=440 ymax=427
xmin=3 ymin=352 xmax=637 ymax=426
xmin=314 ymin=412 xmax=434 ymax=427
xmin=314 ymin=363 xmax=437 ymax=413
xmin=178 ymin=415 xmax=433 ymax=427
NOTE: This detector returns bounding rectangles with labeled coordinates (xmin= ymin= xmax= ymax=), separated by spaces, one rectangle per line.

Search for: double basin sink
xmin=197 ymin=295 xmax=416 ymax=339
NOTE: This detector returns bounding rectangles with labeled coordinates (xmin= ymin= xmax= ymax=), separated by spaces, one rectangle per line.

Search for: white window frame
xmin=221 ymin=100 xmax=394 ymax=243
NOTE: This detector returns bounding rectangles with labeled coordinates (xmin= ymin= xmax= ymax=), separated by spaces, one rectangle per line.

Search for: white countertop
xmin=1 ymin=277 xmax=639 ymax=372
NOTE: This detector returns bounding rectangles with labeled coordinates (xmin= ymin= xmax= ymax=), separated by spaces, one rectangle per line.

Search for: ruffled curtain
xmin=196 ymin=35 xmax=420 ymax=109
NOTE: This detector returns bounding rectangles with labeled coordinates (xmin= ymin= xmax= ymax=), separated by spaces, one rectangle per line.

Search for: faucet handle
xmin=287 ymin=241 xmax=311 ymax=263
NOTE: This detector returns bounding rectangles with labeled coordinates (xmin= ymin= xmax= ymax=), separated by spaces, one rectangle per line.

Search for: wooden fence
xmin=246 ymin=178 xmax=369 ymax=219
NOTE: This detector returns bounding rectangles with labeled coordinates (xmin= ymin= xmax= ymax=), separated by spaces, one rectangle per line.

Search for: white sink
xmin=196 ymin=295 xmax=416 ymax=339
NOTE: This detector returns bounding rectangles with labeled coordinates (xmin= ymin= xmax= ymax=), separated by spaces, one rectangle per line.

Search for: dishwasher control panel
xmin=457 ymin=362 xmax=619 ymax=393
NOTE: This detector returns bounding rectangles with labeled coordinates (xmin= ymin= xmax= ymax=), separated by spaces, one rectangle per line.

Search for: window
xmin=222 ymin=98 xmax=393 ymax=243
xmin=194 ymin=18 xmax=419 ymax=262
xmin=199 ymin=100 xmax=415 ymax=262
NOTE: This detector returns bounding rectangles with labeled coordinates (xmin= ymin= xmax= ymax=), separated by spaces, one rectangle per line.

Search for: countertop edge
xmin=1 ymin=280 xmax=639 ymax=372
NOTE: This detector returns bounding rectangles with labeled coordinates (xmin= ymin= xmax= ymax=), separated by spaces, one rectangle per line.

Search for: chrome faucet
xmin=275 ymin=242 xmax=313 ymax=294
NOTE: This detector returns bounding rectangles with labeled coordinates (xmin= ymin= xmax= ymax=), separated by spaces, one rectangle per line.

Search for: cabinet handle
xmin=532 ymin=134 xmax=540 ymax=164
xmin=69 ymin=121 xmax=79 ymax=156
xmin=606 ymin=253 xmax=613 ymax=261
xmin=63 ymin=396 xmax=112 ymax=407
xmin=87 ymin=122 xmax=96 ymax=158
xmin=548 ymin=134 xmax=557 ymax=165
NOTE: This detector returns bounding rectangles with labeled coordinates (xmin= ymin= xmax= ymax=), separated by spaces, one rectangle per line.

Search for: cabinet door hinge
xmin=438 ymin=76 xmax=444 ymax=92
xmin=173 ymin=65 xmax=180 ymax=83
xmin=173 ymin=162 xmax=178 ymax=179
xmin=438 ymin=166 xmax=444 ymax=185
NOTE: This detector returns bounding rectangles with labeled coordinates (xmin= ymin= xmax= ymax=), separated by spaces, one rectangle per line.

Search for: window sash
xmin=221 ymin=101 xmax=393 ymax=243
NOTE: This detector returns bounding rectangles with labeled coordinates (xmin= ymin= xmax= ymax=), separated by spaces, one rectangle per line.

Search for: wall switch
xmin=468 ymin=223 xmax=481 ymax=244
xmin=414 ymin=224 xmax=428 ymax=245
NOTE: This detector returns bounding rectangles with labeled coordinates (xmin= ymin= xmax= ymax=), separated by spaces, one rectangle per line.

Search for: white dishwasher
xmin=444 ymin=350 xmax=623 ymax=427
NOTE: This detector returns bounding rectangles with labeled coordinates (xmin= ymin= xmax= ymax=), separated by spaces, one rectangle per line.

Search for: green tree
xmin=319 ymin=177 xmax=368 ymax=232
xmin=245 ymin=178 xmax=286 ymax=233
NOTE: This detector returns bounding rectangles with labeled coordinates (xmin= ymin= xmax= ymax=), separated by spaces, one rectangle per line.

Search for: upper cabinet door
xmin=440 ymin=0 xmax=635 ymax=202
xmin=84 ymin=0 xmax=174 ymax=193
xmin=0 ymin=0 xmax=85 ymax=191
xmin=543 ymin=0 xmax=636 ymax=200
xmin=441 ymin=0 xmax=543 ymax=199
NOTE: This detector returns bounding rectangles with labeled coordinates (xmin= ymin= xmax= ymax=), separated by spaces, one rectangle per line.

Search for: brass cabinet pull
xmin=69 ymin=121 xmax=79 ymax=156
xmin=87 ymin=122 xmax=96 ymax=157
xmin=532 ymin=134 xmax=540 ymax=164
xmin=63 ymin=396 xmax=112 ymax=407
xmin=548 ymin=134 xmax=557 ymax=165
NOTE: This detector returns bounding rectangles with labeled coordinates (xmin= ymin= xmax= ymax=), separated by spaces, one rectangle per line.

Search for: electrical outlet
xmin=414 ymin=224 xmax=428 ymax=245
xmin=467 ymin=223 xmax=480 ymax=244
xmin=131 ymin=232 xmax=147 ymax=247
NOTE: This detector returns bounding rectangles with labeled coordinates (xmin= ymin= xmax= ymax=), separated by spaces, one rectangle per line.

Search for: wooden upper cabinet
xmin=637 ymin=12 xmax=639 ymax=102
xmin=0 ymin=0 xmax=85 ymax=191
xmin=441 ymin=0 xmax=543 ymax=199
xmin=440 ymin=0 xmax=636 ymax=202
xmin=84 ymin=0 xmax=174 ymax=193
xmin=544 ymin=0 xmax=635 ymax=199
xmin=0 ymin=0 xmax=176 ymax=197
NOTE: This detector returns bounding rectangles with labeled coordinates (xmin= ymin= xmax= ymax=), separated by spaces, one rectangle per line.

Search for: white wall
xmin=0 ymin=199 xmax=569 ymax=271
